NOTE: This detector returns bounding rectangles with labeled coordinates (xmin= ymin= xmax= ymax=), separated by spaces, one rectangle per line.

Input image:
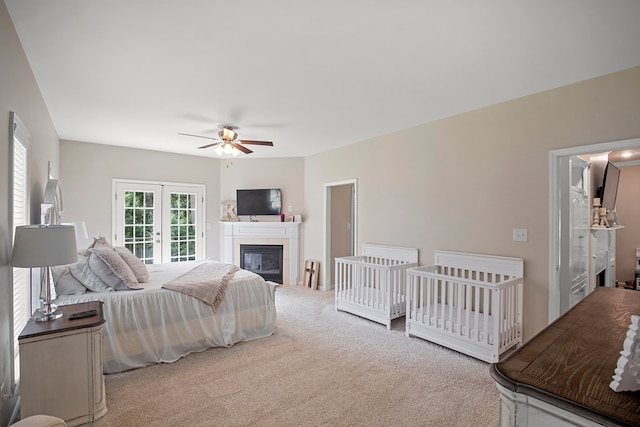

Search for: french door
xmin=113 ymin=181 xmax=205 ymax=263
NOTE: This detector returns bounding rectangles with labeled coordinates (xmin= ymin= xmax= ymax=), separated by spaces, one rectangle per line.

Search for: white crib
xmin=335 ymin=244 xmax=419 ymax=330
xmin=406 ymin=250 xmax=523 ymax=363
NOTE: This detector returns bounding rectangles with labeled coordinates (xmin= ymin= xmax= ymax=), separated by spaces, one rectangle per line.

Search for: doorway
xmin=549 ymin=137 xmax=640 ymax=322
xmin=323 ymin=179 xmax=357 ymax=291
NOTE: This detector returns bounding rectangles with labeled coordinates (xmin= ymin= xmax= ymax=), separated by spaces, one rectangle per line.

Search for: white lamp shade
xmin=12 ymin=225 xmax=79 ymax=268
xmin=62 ymin=221 xmax=89 ymax=240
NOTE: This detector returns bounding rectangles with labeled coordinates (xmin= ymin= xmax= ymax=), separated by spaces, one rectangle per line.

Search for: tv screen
xmin=236 ymin=189 xmax=282 ymax=216
xmin=600 ymin=162 xmax=621 ymax=211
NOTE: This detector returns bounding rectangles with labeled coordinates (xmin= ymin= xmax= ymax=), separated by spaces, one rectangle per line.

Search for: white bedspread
xmin=55 ymin=260 xmax=277 ymax=373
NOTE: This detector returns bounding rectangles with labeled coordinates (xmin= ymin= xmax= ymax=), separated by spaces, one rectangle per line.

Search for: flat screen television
xmin=599 ymin=162 xmax=621 ymax=211
xmin=236 ymin=189 xmax=282 ymax=216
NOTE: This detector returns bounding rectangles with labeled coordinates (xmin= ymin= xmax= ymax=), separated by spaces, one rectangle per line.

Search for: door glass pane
xmin=123 ymin=191 xmax=155 ymax=263
xmin=169 ymin=192 xmax=197 ymax=262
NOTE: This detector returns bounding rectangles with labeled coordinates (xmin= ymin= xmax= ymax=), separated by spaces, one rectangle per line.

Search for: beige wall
xmin=218 ymin=157 xmax=305 ymax=219
xmin=218 ymin=157 xmax=305 ymax=276
xmin=0 ymin=2 xmax=60 ymax=423
xmin=616 ymin=165 xmax=640 ymax=282
xmin=60 ymin=140 xmax=222 ymax=258
xmin=60 ymin=143 xmax=306 ymax=264
xmin=304 ymin=66 xmax=640 ymax=342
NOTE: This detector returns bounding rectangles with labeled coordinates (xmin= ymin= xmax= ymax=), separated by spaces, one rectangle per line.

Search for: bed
xmin=334 ymin=244 xmax=419 ymax=330
xmin=54 ymin=259 xmax=277 ymax=373
xmin=406 ymin=250 xmax=523 ymax=363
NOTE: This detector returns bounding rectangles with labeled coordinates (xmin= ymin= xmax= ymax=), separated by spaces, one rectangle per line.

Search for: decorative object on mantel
xmin=294 ymin=214 xmax=302 ymax=222
xmin=12 ymin=224 xmax=78 ymax=322
xmin=610 ymin=314 xmax=640 ymax=392
xmin=592 ymin=198 xmax=605 ymax=228
xmin=599 ymin=207 xmax=609 ymax=228
xmin=609 ymin=208 xmax=620 ymax=227
xmin=220 ymin=200 xmax=239 ymax=222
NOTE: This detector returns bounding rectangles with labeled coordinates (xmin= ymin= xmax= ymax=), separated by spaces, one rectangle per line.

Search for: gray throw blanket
xmin=162 ymin=261 xmax=239 ymax=308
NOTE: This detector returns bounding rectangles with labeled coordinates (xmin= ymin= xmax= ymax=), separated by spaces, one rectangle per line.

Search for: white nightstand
xmin=19 ymin=302 xmax=107 ymax=426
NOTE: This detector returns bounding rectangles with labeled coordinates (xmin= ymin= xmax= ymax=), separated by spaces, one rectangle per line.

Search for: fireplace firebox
xmin=239 ymin=244 xmax=283 ymax=284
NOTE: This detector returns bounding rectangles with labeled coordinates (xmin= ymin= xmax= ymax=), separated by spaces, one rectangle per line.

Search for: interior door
xmin=114 ymin=181 xmax=204 ymax=263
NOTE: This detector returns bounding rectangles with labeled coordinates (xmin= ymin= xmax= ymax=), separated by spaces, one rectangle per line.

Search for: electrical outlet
xmin=513 ymin=228 xmax=528 ymax=242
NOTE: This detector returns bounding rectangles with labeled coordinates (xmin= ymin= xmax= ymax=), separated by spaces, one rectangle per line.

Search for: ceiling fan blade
xmin=232 ymin=143 xmax=253 ymax=154
xmin=238 ymin=140 xmax=273 ymax=146
xmin=178 ymin=132 xmax=220 ymax=141
xmin=197 ymin=142 xmax=221 ymax=149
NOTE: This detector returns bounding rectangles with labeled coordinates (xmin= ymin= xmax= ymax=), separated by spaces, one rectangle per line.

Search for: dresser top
xmin=491 ymin=287 xmax=640 ymax=427
xmin=19 ymin=301 xmax=105 ymax=340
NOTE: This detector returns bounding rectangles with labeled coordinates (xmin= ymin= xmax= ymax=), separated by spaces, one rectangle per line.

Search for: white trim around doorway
xmin=323 ymin=179 xmax=357 ymax=292
xmin=548 ymin=137 xmax=640 ymax=323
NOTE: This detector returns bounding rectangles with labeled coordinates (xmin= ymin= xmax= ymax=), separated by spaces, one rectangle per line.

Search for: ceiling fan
xmin=178 ymin=125 xmax=273 ymax=156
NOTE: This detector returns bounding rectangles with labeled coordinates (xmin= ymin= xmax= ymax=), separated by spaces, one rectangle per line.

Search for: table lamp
xmin=12 ymin=224 xmax=78 ymax=322
xmin=62 ymin=221 xmax=89 ymax=246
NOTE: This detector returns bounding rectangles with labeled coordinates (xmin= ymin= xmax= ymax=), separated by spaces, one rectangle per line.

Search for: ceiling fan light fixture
xmin=218 ymin=127 xmax=237 ymax=141
xmin=182 ymin=124 xmax=272 ymax=155
xmin=214 ymin=142 xmax=240 ymax=157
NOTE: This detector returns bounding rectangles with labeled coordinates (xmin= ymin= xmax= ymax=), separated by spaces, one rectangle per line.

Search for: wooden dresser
xmin=19 ymin=302 xmax=107 ymax=426
xmin=491 ymin=287 xmax=640 ymax=427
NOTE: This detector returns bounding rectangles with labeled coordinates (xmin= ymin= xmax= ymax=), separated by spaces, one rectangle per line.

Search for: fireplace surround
xmin=220 ymin=222 xmax=300 ymax=285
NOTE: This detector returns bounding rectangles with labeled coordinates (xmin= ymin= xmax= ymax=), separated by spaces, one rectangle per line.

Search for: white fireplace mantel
xmin=220 ymin=222 xmax=301 ymax=285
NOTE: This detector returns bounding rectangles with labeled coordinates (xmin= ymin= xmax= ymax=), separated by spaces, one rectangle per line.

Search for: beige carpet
xmin=104 ymin=286 xmax=500 ymax=426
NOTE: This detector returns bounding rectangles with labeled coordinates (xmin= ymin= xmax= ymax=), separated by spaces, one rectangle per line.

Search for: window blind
xmin=10 ymin=112 xmax=30 ymax=386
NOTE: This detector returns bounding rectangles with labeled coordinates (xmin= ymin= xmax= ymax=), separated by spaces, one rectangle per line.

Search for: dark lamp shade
xmin=12 ymin=225 xmax=78 ymax=268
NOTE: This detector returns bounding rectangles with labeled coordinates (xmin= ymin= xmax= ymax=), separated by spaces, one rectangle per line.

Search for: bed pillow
xmin=51 ymin=264 xmax=87 ymax=296
xmin=89 ymin=247 xmax=140 ymax=290
xmin=93 ymin=236 xmax=114 ymax=250
xmin=80 ymin=236 xmax=114 ymax=256
xmin=70 ymin=256 xmax=112 ymax=292
xmin=115 ymin=246 xmax=149 ymax=283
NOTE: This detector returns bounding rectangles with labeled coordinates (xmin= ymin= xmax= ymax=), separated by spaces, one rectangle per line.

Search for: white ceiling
xmin=5 ymin=0 xmax=640 ymax=159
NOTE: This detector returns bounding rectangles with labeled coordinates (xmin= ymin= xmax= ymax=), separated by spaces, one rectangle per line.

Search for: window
xmin=10 ymin=112 xmax=30 ymax=385
xmin=113 ymin=181 xmax=205 ymax=263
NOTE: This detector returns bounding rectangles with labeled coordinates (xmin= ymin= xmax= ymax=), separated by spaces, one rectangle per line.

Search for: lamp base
xmin=35 ymin=308 xmax=63 ymax=322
